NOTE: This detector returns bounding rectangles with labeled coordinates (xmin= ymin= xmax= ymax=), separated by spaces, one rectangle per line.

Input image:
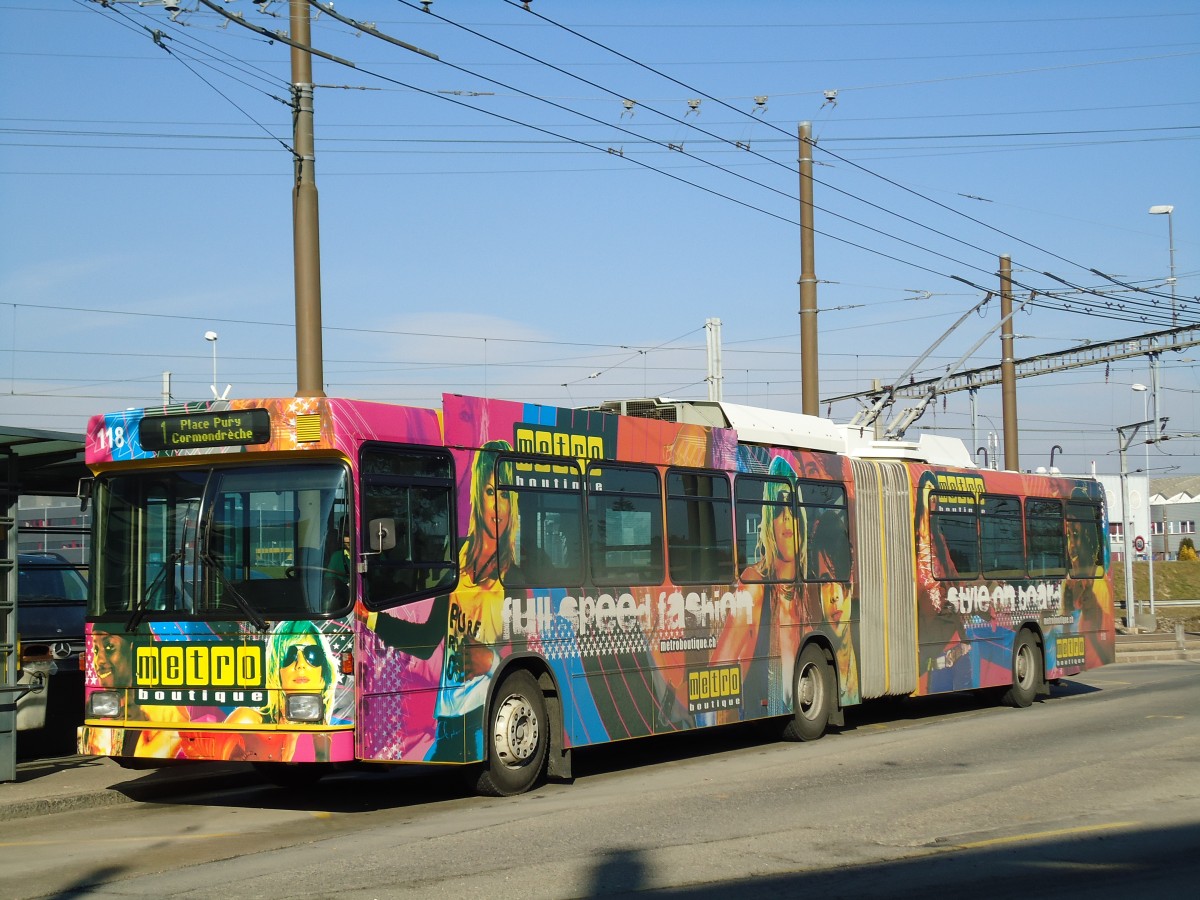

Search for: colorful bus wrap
xmin=79 ymin=395 xmax=1114 ymax=794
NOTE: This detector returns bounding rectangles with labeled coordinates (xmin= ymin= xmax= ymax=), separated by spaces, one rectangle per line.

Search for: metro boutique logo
xmin=135 ymin=642 xmax=264 ymax=684
xmin=133 ymin=642 xmax=267 ymax=706
xmin=687 ymin=665 xmax=742 ymax=714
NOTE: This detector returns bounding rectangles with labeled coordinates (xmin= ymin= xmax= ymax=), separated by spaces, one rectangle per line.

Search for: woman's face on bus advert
xmin=280 ymin=639 xmax=327 ymax=693
xmin=772 ymin=504 xmax=796 ymax=566
xmin=820 ymin=559 xmax=850 ymax=637
xmin=482 ymin=478 xmax=511 ymax=544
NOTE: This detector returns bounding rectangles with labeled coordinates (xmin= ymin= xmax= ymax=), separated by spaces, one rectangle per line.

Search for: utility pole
xmin=1117 ymin=420 xmax=1153 ymax=629
xmin=197 ymin=0 xmax=434 ymax=399
xmin=1148 ymin=351 xmax=1162 ymax=618
xmin=798 ymin=122 xmax=819 ymax=416
xmin=291 ymin=0 xmax=326 ymax=398
xmin=705 ymin=318 xmax=723 ymax=401
xmin=999 ymin=255 xmax=1018 ymax=471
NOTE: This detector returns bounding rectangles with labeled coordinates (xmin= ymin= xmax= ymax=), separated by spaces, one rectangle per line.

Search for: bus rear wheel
xmin=476 ymin=669 xmax=549 ymax=797
xmin=783 ymin=644 xmax=833 ymax=742
xmin=1000 ymin=630 xmax=1042 ymax=709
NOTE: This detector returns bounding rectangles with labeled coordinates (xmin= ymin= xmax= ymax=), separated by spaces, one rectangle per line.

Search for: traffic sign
xmin=1134 ymin=535 xmax=1146 ymax=553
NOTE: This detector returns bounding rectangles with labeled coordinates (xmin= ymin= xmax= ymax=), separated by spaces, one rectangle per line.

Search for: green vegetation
xmin=1111 ymin=559 xmax=1200 ymax=602
xmin=1110 ymin=560 xmax=1200 ymax=631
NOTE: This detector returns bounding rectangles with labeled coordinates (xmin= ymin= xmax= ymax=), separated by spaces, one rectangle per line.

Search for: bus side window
xmin=929 ymin=492 xmax=980 ymax=579
xmin=586 ymin=464 xmax=664 ymax=587
xmin=666 ymin=470 xmax=734 ymax=585
xmin=1026 ymin=498 xmax=1066 ymax=577
xmin=500 ymin=457 xmax=585 ymax=589
xmin=360 ymin=446 xmax=457 ymax=609
xmin=982 ymin=495 xmax=1025 ymax=579
xmin=798 ymin=480 xmax=850 ymax=584
xmin=1066 ymin=499 xmax=1104 ymax=578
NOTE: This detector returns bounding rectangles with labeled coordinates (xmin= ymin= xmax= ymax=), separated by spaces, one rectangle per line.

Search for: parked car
xmin=17 ymin=552 xmax=87 ymax=670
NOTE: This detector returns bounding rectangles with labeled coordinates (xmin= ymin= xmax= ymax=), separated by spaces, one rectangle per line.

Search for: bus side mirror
xmin=78 ymin=477 xmax=93 ymax=513
xmin=368 ymin=518 xmax=396 ymax=553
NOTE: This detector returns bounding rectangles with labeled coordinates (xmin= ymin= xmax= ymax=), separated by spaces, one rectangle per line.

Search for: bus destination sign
xmin=140 ymin=408 xmax=271 ymax=451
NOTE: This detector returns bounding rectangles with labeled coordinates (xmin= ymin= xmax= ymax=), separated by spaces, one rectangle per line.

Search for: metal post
xmin=969 ymin=386 xmax=978 ymax=463
xmin=1142 ymin=375 xmax=1156 ymax=616
xmin=1149 ymin=205 xmax=1177 ymax=336
xmin=999 ymin=255 xmax=1019 ymax=471
xmin=705 ymin=318 xmax=723 ymax=401
xmin=798 ymin=122 xmax=819 ymax=416
xmin=1168 ymin=210 xmax=1176 ymax=324
xmin=291 ymin=0 xmax=326 ymax=398
xmin=1118 ymin=441 xmax=1136 ymax=630
xmin=1 ymin=449 xmax=18 ymax=781
xmin=1117 ymin=420 xmax=1153 ymax=629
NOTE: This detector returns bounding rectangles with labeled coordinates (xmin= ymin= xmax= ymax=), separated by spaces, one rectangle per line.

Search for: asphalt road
xmin=2 ymin=662 xmax=1198 ymax=899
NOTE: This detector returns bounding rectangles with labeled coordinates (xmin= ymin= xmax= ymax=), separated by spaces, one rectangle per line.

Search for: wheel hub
xmin=493 ymin=693 xmax=539 ymax=765
xmin=797 ymin=664 xmax=817 ymax=712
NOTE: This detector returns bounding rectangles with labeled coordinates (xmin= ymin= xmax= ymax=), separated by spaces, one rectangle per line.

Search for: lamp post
xmin=204 ymin=331 xmax=218 ymax=399
xmin=1148 ymin=204 xmax=1177 ymax=329
xmin=1132 ymin=383 xmax=1155 ymax=616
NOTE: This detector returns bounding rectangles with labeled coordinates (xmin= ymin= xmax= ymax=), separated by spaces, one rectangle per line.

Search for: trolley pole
xmin=291 ymin=0 xmax=326 ymax=398
xmin=999 ymin=255 xmax=1018 ymax=471
xmin=798 ymin=122 xmax=819 ymax=416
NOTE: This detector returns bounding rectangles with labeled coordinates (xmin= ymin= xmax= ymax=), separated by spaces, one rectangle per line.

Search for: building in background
xmin=1148 ymin=475 xmax=1200 ymax=561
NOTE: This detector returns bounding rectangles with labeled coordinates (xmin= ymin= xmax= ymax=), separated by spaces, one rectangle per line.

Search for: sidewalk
xmin=1113 ymin=627 xmax=1200 ymax=663
xmin=0 ymin=754 xmax=260 ymax=822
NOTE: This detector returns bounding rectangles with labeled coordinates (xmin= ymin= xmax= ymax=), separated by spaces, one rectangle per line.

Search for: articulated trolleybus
xmin=79 ymin=394 xmax=1113 ymax=794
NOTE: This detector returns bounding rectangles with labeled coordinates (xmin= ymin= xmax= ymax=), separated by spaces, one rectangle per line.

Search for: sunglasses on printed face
xmin=281 ymin=643 xmax=323 ymax=668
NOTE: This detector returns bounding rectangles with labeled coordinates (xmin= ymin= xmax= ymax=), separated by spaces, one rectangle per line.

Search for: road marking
xmin=957 ymin=821 xmax=1140 ymax=850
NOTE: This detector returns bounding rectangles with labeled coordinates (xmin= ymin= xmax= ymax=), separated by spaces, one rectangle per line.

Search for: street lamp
xmin=204 ymin=331 xmax=219 ymax=400
xmin=1132 ymin=383 xmax=1155 ymax=616
xmin=1148 ymin=204 xmax=1177 ymax=329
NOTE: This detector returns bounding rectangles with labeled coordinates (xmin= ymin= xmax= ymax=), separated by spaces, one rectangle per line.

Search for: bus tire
xmin=476 ymin=669 xmax=548 ymax=797
xmin=1001 ymin=630 xmax=1041 ymax=709
xmin=783 ymin=644 xmax=833 ymax=742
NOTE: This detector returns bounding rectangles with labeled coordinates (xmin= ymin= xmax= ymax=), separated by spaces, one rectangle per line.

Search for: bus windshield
xmin=92 ymin=462 xmax=351 ymax=621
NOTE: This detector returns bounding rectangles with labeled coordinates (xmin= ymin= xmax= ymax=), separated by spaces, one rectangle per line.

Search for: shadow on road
xmin=113 ymin=678 xmax=1106 ymax=816
xmin=583 ymin=820 xmax=1200 ymax=898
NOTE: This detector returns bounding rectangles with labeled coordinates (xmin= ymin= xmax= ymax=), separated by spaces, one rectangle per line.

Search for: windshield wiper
xmin=126 ymin=550 xmax=184 ymax=633
xmin=199 ymin=551 xmax=268 ymax=631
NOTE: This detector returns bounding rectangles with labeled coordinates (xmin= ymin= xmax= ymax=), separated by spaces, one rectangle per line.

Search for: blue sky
xmin=1 ymin=0 xmax=1196 ymax=477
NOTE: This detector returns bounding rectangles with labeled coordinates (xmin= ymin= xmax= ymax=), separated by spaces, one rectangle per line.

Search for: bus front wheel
xmin=476 ymin=669 xmax=549 ymax=796
xmin=783 ymin=644 xmax=833 ymax=742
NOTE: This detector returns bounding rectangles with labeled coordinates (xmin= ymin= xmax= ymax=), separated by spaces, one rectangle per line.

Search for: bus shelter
xmin=1 ymin=427 xmax=87 ymax=782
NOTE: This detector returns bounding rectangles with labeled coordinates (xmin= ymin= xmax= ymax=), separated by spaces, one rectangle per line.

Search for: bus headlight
xmin=88 ymin=691 xmax=121 ymax=718
xmin=285 ymin=694 xmax=324 ymax=723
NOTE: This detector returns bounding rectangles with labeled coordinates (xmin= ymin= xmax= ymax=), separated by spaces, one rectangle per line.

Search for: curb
xmin=0 ymin=762 xmax=262 ymax=823
xmin=1 ymin=787 xmax=135 ymax=822
xmin=1113 ymin=651 xmax=1200 ymax=663
xmin=1115 ymin=630 xmax=1200 ymax=664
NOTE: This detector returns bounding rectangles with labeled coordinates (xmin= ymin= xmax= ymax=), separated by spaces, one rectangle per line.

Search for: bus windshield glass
xmin=92 ymin=462 xmax=351 ymax=620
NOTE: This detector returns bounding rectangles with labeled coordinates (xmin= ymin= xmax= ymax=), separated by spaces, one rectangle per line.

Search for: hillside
xmin=1111 ymin=560 xmax=1200 ymax=603
xmin=1110 ymin=560 xmax=1200 ymax=631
